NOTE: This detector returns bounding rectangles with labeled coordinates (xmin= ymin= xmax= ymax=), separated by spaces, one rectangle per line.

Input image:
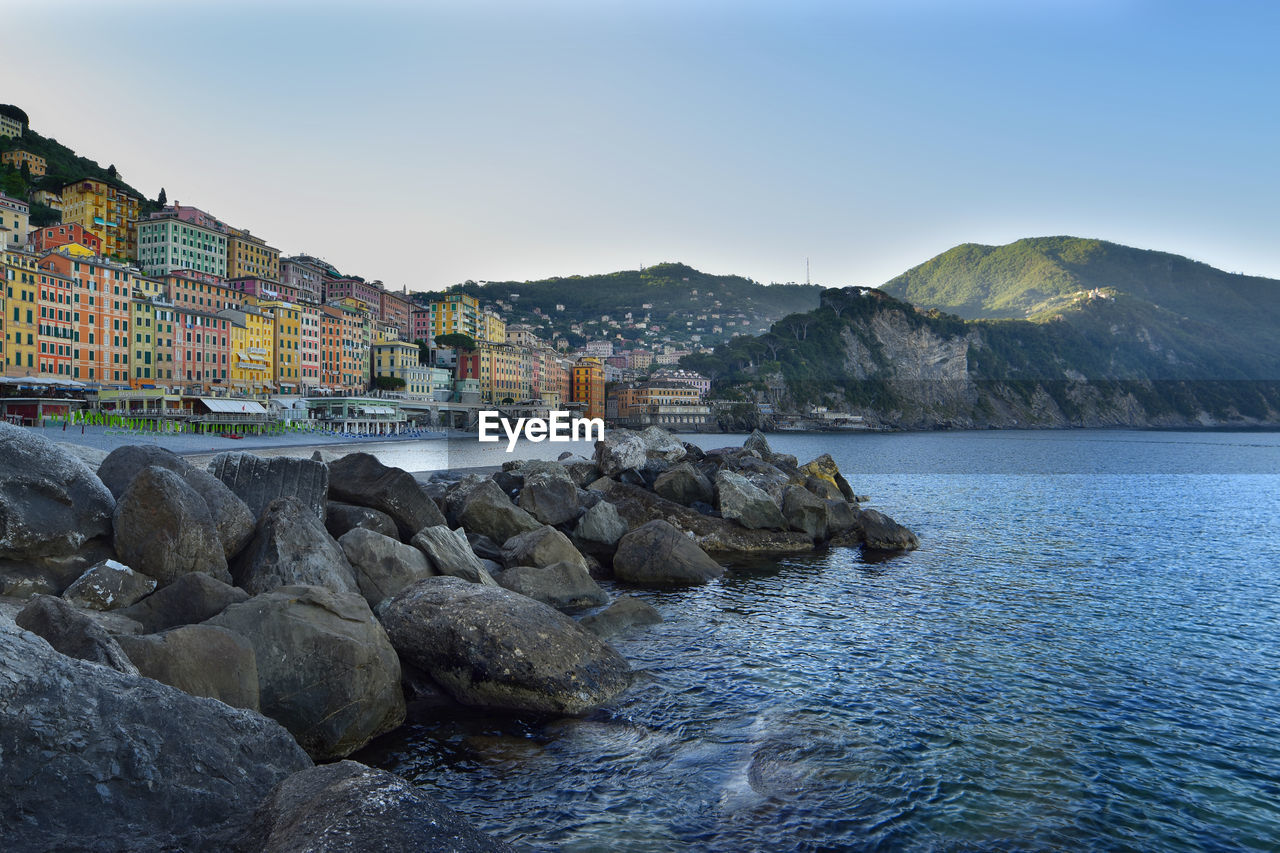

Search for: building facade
xmin=28 ymin=223 xmax=102 ymax=255
xmin=572 ymin=356 xmax=605 ymax=419
xmin=1 ymin=193 xmax=30 ymax=249
xmin=59 ymin=179 xmax=140 ymax=259
xmin=136 ymin=214 xmax=229 ymax=278
xmin=2 ymin=150 xmax=45 ymax=177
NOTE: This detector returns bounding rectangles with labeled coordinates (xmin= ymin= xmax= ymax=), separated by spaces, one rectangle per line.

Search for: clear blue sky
xmin=13 ymin=1 xmax=1280 ymax=292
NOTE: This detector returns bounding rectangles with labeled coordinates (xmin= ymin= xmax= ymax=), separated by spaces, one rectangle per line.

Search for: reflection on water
xmin=358 ymin=431 xmax=1280 ymax=852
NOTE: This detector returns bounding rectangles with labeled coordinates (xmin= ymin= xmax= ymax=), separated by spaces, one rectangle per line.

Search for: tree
xmin=106 ymin=164 xmax=118 ymax=179
xmin=157 ymin=187 xmax=167 ymax=205
xmin=435 ymin=333 xmax=476 ymax=351
xmin=372 ymin=375 xmax=405 ymax=391
xmin=414 ymin=338 xmax=431 ymax=365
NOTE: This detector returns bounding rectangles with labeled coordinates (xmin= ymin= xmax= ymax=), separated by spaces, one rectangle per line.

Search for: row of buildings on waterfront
xmin=2 ymin=173 xmax=713 ymax=428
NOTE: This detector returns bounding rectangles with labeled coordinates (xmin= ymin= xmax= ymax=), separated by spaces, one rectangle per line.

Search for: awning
xmin=200 ymin=398 xmax=268 ymax=414
xmin=360 ymin=406 xmax=394 ymax=415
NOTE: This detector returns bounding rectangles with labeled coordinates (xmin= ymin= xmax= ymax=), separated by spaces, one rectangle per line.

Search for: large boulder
xmin=56 ymin=441 xmax=109 ymax=469
xmin=653 ymin=462 xmax=714 ymax=506
xmin=517 ymin=467 xmax=580 ymax=526
xmin=715 ymin=471 xmax=787 ymax=531
xmin=799 ymin=453 xmax=855 ymax=502
xmin=593 ymin=429 xmax=647 ymax=477
xmin=0 ymin=615 xmax=310 ymax=853
xmin=501 ymin=525 xmax=589 ymax=572
xmin=113 ymin=466 xmax=231 ymax=587
xmin=325 ymin=501 xmax=399 ymax=541
xmin=638 ymin=426 xmax=687 ymax=462
xmin=116 ymin=624 xmax=260 ymax=711
xmin=572 ymin=500 xmax=628 ymax=557
xmin=119 ymin=571 xmax=249 ymax=634
xmin=209 ymin=451 xmax=330 ymax=521
xmin=233 ymin=497 xmax=358 ymax=596
xmin=328 ymin=452 xmax=446 ymax=540
xmin=339 ymin=527 xmax=435 ymax=609
xmin=825 ymin=499 xmax=860 ymax=535
xmin=782 ymin=485 xmax=829 ymax=541
xmin=377 ymin=577 xmax=631 ymax=715
xmin=743 ymin=429 xmax=772 ymax=457
xmin=557 ymin=454 xmax=601 ymax=487
xmin=14 ymin=594 xmax=138 ymax=674
xmin=239 ymin=761 xmax=513 ymax=853
xmin=458 ymin=479 xmax=542 ymax=544
xmin=442 ymin=474 xmax=490 ymax=527
xmin=97 ymin=444 xmax=191 ymax=498
xmin=613 ymin=520 xmax=725 ymax=586
xmin=411 ymin=525 xmax=490 ymax=584
xmin=856 ymin=508 xmax=920 ymax=552
xmin=579 ymin=595 xmax=663 ymax=639
xmin=208 ymin=585 xmax=405 ymax=761
xmin=498 ymin=561 xmax=609 ymax=612
xmin=61 ymin=559 xmax=156 ymax=611
xmin=0 ymin=422 xmax=113 ymax=561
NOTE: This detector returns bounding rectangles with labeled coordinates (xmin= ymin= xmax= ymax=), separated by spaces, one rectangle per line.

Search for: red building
xmin=28 ymin=224 xmax=102 ymax=255
xmin=171 ymin=306 xmax=231 ymax=393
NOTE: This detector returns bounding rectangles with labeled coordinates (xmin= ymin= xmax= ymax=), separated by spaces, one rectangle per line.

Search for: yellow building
xmin=2 ymin=150 xmax=46 ymax=177
xmin=426 ymin=292 xmax=480 ymax=341
xmin=219 ymin=305 xmax=275 ymax=394
xmin=1 ymin=193 xmax=29 ymax=249
xmin=226 ymin=229 xmax=280 ymax=281
xmin=31 ymin=190 xmax=62 ymax=211
xmin=371 ymin=339 xmax=437 ymax=397
xmin=482 ymin=309 xmax=506 ymax=344
xmin=2 ymin=248 xmax=39 ymax=375
xmin=129 ymin=275 xmax=176 ymax=388
xmin=60 ymin=178 xmax=141 ymax=260
xmin=264 ymin=300 xmax=302 ymax=391
xmin=572 ymin=356 xmax=606 ymax=420
xmin=0 ymin=114 xmax=22 ymax=139
xmin=461 ymin=341 xmax=531 ymax=404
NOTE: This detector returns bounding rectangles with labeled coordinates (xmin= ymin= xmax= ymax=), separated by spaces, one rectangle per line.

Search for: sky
xmin=10 ymin=0 xmax=1280 ymax=293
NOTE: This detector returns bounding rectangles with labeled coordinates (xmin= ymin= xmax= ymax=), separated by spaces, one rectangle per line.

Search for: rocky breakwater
xmin=0 ymin=421 xmax=915 ymax=851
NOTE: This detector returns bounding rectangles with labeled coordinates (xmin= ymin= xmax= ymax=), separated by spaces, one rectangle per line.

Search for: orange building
xmin=165 ymin=270 xmax=240 ymax=313
xmin=28 ymin=223 xmax=102 ymax=255
xmin=172 ymin=306 xmax=232 ymax=393
xmin=41 ymin=253 xmax=134 ymax=385
xmin=35 ymin=264 xmax=74 ymax=377
xmin=572 ymin=356 xmax=605 ymax=419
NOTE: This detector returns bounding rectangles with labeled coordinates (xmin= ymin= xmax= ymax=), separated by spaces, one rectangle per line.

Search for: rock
xmin=56 ymin=441 xmax=109 ymax=469
xmin=119 ymin=571 xmax=250 ymax=633
xmin=857 ymin=508 xmax=920 ymax=552
xmin=573 ymin=500 xmax=628 ymax=555
xmin=653 ymin=462 xmax=715 ymax=506
xmin=804 ymin=475 xmax=844 ymax=501
xmin=825 ymin=499 xmax=860 ymax=535
xmin=411 ymin=525 xmax=489 ymax=583
xmin=501 ymin=525 xmax=589 ymax=571
xmin=743 ymin=429 xmax=772 ymax=457
xmin=97 ymin=443 xmax=190 ymax=499
xmin=326 ymin=500 xmax=400 ymax=540
xmin=593 ymin=429 xmax=647 ymax=477
xmin=208 ymin=585 xmax=405 ymax=761
xmin=799 ymin=453 xmax=856 ymax=502
xmin=613 ymin=520 xmax=725 ymax=586
xmin=715 ymin=470 xmax=787 ymax=530
xmin=467 ymin=533 xmax=505 ymax=563
xmin=498 ymin=561 xmax=609 ymax=611
xmin=579 ymin=595 xmax=663 ymax=638
xmin=0 ymin=537 xmax=116 ymax=599
xmin=782 ymin=485 xmax=829 ymax=541
xmin=0 ymin=422 xmax=114 ymax=561
xmin=377 ymin=577 xmax=631 ymax=714
xmin=771 ymin=453 xmax=799 ymax=470
xmin=339 ymin=528 xmax=436 ymax=609
xmin=442 ymin=474 xmax=490 ymax=527
xmin=681 ymin=441 xmax=706 ymax=462
xmin=112 ymin=466 xmax=231 ymax=587
xmin=638 ymin=426 xmax=686 ymax=462
xmin=0 ymin=615 xmax=311 ymax=853
xmin=210 ymin=451 xmax=330 ymax=520
xmin=558 ymin=454 xmax=601 ymax=487
xmin=598 ymin=481 xmax=816 ymax=556
xmin=517 ymin=467 xmax=580 ymax=526
xmin=239 ymin=761 xmax=513 ymax=853
xmin=14 ymin=594 xmax=138 ymax=674
xmin=328 ymin=452 xmax=447 ymax=540
xmin=61 ymin=559 xmax=156 ymax=611
xmin=458 ymin=479 xmax=542 ymax=544
xmin=233 ymin=497 xmax=358 ymax=596
xmin=117 ymin=624 xmax=260 ymax=711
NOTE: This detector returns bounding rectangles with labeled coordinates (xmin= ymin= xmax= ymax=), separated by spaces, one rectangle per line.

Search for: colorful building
xmin=136 ymin=214 xmax=228 ymax=278
xmin=482 ymin=309 xmax=507 ymax=344
xmin=30 ymin=190 xmax=62 ymax=211
xmin=379 ymin=288 xmax=414 ymax=338
xmin=41 ymin=253 xmax=134 ymax=385
xmin=0 ymin=114 xmax=22 ymax=138
xmin=59 ymin=179 xmax=141 ymax=260
xmin=1 ymin=193 xmax=30 ymax=249
xmin=457 ymin=341 xmax=531 ymax=404
xmin=28 ymin=223 xmax=102 ymax=256
xmin=298 ymin=303 xmax=322 ymax=391
xmin=3 ymin=248 xmax=40 ymax=375
xmin=572 ymin=356 xmax=606 ymax=419
xmin=165 ymin=270 xmax=239 ymax=313
xmin=372 ymin=339 xmax=439 ymax=398
xmin=219 ymin=304 xmax=274 ymax=394
xmin=129 ymin=274 xmax=176 ymax=388
xmin=324 ymin=276 xmax=382 ymax=311
xmin=2 ymin=150 xmax=46 ymax=177
xmin=226 ymin=276 xmax=301 ymax=303
xmin=279 ymin=255 xmax=327 ymax=303
xmin=247 ymin=298 xmax=302 ymax=392
xmin=226 ymin=228 xmax=280 ymax=282
xmin=425 ymin=292 xmax=481 ymax=342
xmin=172 ymin=306 xmax=231 ymax=393
xmin=35 ymin=263 xmax=74 ymax=378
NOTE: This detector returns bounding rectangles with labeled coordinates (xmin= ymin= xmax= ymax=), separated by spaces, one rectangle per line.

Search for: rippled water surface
xmin=359 ymin=430 xmax=1280 ymax=852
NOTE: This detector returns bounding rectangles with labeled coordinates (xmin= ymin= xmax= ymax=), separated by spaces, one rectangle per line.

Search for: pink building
xmin=324 ymin=277 xmax=382 ymax=311
xmin=299 ymin=302 xmax=322 ymax=390
xmin=226 ymin=276 xmax=301 ymax=303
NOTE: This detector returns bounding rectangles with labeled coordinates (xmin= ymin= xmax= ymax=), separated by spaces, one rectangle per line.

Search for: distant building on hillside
xmin=2 ymin=150 xmax=45 ymax=176
xmin=60 ymin=179 xmax=141 ymax=259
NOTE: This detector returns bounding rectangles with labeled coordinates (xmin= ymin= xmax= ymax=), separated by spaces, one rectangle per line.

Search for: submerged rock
xmin=579 ymin=595 xmax=664 ymax=638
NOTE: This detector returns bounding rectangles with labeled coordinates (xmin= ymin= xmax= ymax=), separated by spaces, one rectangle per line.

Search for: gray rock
xmin=805 ymin=475 xmax=845 ymax=501
xmin=442 ymin=474 xmax=489 ymax=527
xmin=517 ymin=468 xmax=580 ymax=526
xmin=0 ymin=422 xmax=114 ymax=561
xmin=209 ymin=585 xmax=405 ymax=761
xmin=240 ymin=761 xmax=513 ymax=853
xmin=377 ymin=577 xmax=631 ymax=714
xmin=326 ymin=500 xmax=400 ymax=540
xmin=715 ymin=470 xmax=787 ymax=531
xmin=558 ymin=454 xmax=601 ymax=487
xmin=14 ymin=594 xmax=138 ymax=674
xmin=61 ymin=559 xmax=156 ymax=611
xmin=501 ymin=525 xmax=589 ymax=572
xmin=467 ymin=533 xmax=505 ymax=563
xmin=411 ymin=525 xmax=488 ymax=583
xmin=857 ymin=508 xmax=920 ymax=552
xmin=743 ymin=429 xmax=772 ymax=457
xmin=579 ymin=595 xmax=663 ymax=638
xmin=593 ymin=429 xmax=647 ymax=477
xmin=56 ymin=441 xmax=109 ymax=469
xmin=574 ymin=500 xmax=628 ymax=550
xmin=233 ymin=497 xmax=358 ymax=596
xmin=498 ymin=561 xmax=609 ymax=611
xmin=97 ymin=444 xmax=190 ymax=499
xmin=119 ymin=571 xmax=249 ymax=633
xmin=112 ymin=466 xmax=231 ymax=587
xmin=0 ymin=615 xmax=311 ymax=853
xmin=458 ymin=479 xmax=542 ymax=544
xmin=824 ymin=499 xmax=860 ymax=535
xmin=782 ymin=485 xmax=829 ymax=541
xmin=613 ymin=520 xmax=725 ymax=586
xmin=117 ymin=624 xmax=260 ymax=711
xmin=638 ymin=426 xmax=687 ymax=462
xmin=328 ymin=452 xmax=447 ymax=540
xmin=0 ymin=537 xmax=116 ymax=598
xmin=653 ymin=462 xmax=715 ymax=506
xmin=210 ymin=451 xmax=330 ymax=520
xmin=339 ymin=528 xmax=435 ymax=609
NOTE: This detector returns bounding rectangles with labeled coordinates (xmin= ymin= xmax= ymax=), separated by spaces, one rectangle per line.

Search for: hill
xmin=420 ymin=263 xmax=821 ymax=350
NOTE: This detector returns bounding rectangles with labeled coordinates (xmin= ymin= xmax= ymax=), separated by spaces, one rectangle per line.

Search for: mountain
xmin=424 ymin=263 xmax=822 ymax=350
